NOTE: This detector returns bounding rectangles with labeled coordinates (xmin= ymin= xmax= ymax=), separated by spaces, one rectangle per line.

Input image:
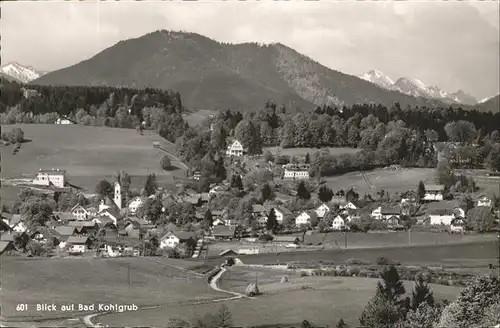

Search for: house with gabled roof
xmin=295 ymin=210 xmax=317 ymax=227
xmin=9 ymin=214 xmax=27 ymax=233
xmin=427 ymin=201 xmax=463 ymax=226
xmin=67 ymin=236 xmax=91 ymax=254
xmin=0 ymin=218 xmax=11 ymax=233
xmin=68 ymin=221 xmax=98 ymax=235
xmin=159 ymin=231 xmax=197 ymax=249
xmin=264 ymin=206 xmax=292 ymax=224
xmin=127 ymin=196 xmax=145 ymax=214
xmin=212 ymin=225 xmax=236 ymax=240
xmin=315 ymin=204 xmax=331 ymax=219
xmin=450 ymin=217 xmax=467 ymax=233
xmin=252 ymin=204 xmax=267 ymax=217
xmin=476 ymin=194 xmax=493 ymax=207
xmin=54 ymin=226 xmax=77 ymax=239
xmin=423 ymin=184 xmax=445 ymax=202
xmin=96 ymin=206 xmax=121 ymax=225
xmin=71 ymin=204 xmax=90 ymax=221
xmin=226 ymin=139 xmax=244 ymax=157
xmin=53 ymin=211 xmax=77 ymax=222
xmin=332 ymin=215 xmax=347 ymax=231
xmin=0 ymin=240 xmax=15 ymax=256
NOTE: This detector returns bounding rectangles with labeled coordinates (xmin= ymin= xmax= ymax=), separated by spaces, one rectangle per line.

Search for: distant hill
xmin=0 ymin=62 xmax=45 ymax=83
xmin=33 ymin=30 xmax=455 ymax=112
xmin=478 ymin=94 xmax=500 ymax=113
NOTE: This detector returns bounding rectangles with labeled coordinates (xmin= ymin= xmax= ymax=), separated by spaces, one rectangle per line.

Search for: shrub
xmin=347 ymin=258 xmax=371 ymax=265
xmin=300 ymin=271 xmax=309 ymax=277
xmin=376 ymin=256 xmax=390 ymax=265
xmin=160 ymin=155 xmax=172 ymax=171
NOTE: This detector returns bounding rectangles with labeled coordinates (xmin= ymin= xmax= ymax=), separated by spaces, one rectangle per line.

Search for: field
xmin=97 ymin=266 xmax=463 ymax=327
xmin=1 ymin=124 xmax=188 ymax=193
xmin=0 ymin=257 xmax=226 ymax=319
xmin=264 ymin=146 xmax=360 ymax=158
xmin=206 ymin=241 xmax=499 ymax=268
xmin=205 ymin=231 xmax=498 ymax=257
xmin=182 ymin=109 xmax=215 ymax=127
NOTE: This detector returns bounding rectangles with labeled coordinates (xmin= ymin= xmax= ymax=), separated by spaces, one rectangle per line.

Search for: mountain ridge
xmin=0 ymin=62 xmax=47 ymax=83
xmin=32 ymin=30 xmax=471 ymax=111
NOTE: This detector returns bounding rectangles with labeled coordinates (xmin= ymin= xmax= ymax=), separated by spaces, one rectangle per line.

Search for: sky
xmin=1 ymin=1 xmax=499 ymax=100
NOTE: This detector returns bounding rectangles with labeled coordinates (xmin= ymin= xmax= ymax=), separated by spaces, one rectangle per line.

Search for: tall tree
xmin=417 ymin=181 xmax=426 ymax=203
xmin=297 ymin=181 xmax=311 ymax=200
xmin=266 ymin=208 xmax=278 ymax=233
xmin=410 ymin=272 xmax=435 ymax=311
xmin=318 ymin=185 xmax=333 ymax=203
xmin=95 ymin=180 xmax=114 ymax=198
xmin=336 ymin=318 xmax=349 ymax=328
xmin=231 ymin=174 xmax=243 ymax=191
xmin=204 ymin=209 xmax=213 ymax=229
xmin=260 ymin=183 xmax=272 ymax=203
xmin=144 ymin=173 xmax=157 ymax=196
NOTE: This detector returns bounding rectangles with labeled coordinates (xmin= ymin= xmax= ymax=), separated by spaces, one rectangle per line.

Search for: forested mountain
xmin=33 ymin=30 xmax=463 ymax=112
xmin=478 ymin=94 xmax=500 ymax=113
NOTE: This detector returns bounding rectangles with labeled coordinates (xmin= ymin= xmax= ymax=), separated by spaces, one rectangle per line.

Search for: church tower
xmin=114 ymin=181 xmax=123 ymax=209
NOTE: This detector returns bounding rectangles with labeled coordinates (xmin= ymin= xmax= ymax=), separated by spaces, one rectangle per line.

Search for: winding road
xmin=83 ymin=265 xmax=250 ymax=327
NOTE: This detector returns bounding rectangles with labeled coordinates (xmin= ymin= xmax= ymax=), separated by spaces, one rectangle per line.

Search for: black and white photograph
xmin=0 ymin=1 xmax=499 ymax=327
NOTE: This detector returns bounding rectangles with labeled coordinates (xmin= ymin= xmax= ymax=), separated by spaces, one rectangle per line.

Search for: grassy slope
xmin=0 ymin=257 xmax=225 ymax=318
xmin=98 ymin=268 xmax=462 ymax=327
xmin=264 ymin=146 xmax=361 ymax=157
xmin=1 ymin=124 xmax=188 ymax=191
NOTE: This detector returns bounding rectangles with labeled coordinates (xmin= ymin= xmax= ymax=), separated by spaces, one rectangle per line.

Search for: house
xmin=0 ymin=240 xmax=15 ymax=256
xmin=265 ymin=206 xmax=292 ymax=224
xmin=159 ymin=231 xmax=197 ymax=249
xmin=450 ymin=217 xmax=467 ymax=233
xmin=332 ymin=215 xmax=347 ymax=231
xmin=423 ymin=184 xmax=445 ymax=202
xmin=283 ymin=164 xmax=310 ymax=180
xmin=476 ymin=195 xmax=493 ymax=207
xmin=340 ymin=202 xmax=357 ymax=211
xmin=54 ymin=226 xmax=78 ymax=239
xmin=226 ymin=140 xmax=244 ymax=157
xmin=70 ymin=204 xmax=91 ymax=221
xmin=127 ymin=196 xmax=144 ymax=214
xmin=385 ymin=216 xmax=403 ymax=229
xmin=68 ymin=221 xmax=98 ymax=234
xmin=53 ymin=211 xmax=78 ymax=222
xmin=252 ymin=204 xmax=267 ymax=217
xmin=200 ymin=193 xmax=211 ymax=204
xmin=400 ymin=190 xmax=418 ymax=205
xmin=315 ymin=204 xmax=331 ymax=219
xmin=371 ymin=206 xmax=400 ymax=221
xmin=193 ymin=170 xmax=202 ymax=181
xmin=274 ymin=235 xmax=300 ymax=244
xmin=219 ymin=249 xmax=238 ymax=257
xmin=92 ymin=215 xmax=116 ymax=229
xmin=182 ymin=195 xmax=202 ymax=207
xmin=96 ymin=206 xmax=121 ymax=225
xmin=426 ymin=201 xmax=464 ymax=226
xmin=295 ymin=211 xmax=317 ymax=227
xmin=9 ymin=215 xmax=27 ymax=233
xmin=212 ymin=225 xmax=236 ymax=240
xmin=256 ymin=216 xmax=268 ymax=227
xmin=67 ymin=236 xmax=91 ymax=254
xmin=55 ymin=116 xmax=76 ymax=124
xmin=32 ymin=168 xmax=66 ymax=188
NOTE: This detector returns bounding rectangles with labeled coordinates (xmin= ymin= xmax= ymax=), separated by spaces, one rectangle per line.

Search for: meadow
xmin=182 ymin=109 xmax=215 ymax=127
xmin=97 ymin=266 xmax=463 ymax=327
xmin=0 ymin=257 xmax=225 ymax=319
xmin=1 ymin=124 xmax=188 ymax=192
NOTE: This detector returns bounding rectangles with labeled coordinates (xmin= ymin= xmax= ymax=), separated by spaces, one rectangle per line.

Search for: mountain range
xmin=358 ymin=69 xmax=479 ymax=106
xmin=3 ymin=30 xmax=497 ymax=113
xmin=0 ymin=62 xmax=47 ymax=84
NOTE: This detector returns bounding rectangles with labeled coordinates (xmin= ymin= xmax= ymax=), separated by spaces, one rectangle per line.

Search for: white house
xmin=315 ymin=204 xmax=331 ymax=219
xmin=96 ymin=208 xmax=120 ymax=225
xmin=283 ymin=164 xmax=310 ymax=180
xmin=295 ymin=211 xmax=317 ymax=226
xmin=332 ymin=215 xmax=347 ymax=231
xmin=257 ymin=216 xmax=268 ymax=227
xmin=429 ymin=209 xmax=455 ymax=225
xmin=127 ymin=196 xmax=144 ymax=214
xmin=226 ymin=140 xmax=244 ymax=157
xmin=371 ymin=206 xmax=400 ymax=221
xmin=266 ymin=207 xmax=291 ymax=224
xmin=55 ymin=116 xmax=76 ymax=124
xmin=10 ymin=215 xmax=27 ymax=233
xmin=159 ymin=231 xmax=196 ymax=249
xmin=32 ymin=168 xmax=66 ymax=188
xmin=476 ymin=195 xmax=492 ymax=207
xmin=67 ymin=236 xmax=90 ymax=254
xmin=71 ymin=204 xmax=89 ymax=221
xmin=450 ymin=218 xmax=466 ymax=233
xmin=340 ymin=202 xmax=357 ymax=210
xmin=423 ymin=184 xmax=445 ymax=202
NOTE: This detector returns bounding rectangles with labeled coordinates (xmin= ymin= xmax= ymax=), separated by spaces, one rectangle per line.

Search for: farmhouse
xmin=476 ymin=195 xmax=493 ymax=207
xmin=423 ymin=184 xmax=445 ymax=202
xmin=283 ymin=164 xmax=310 ymax=180
xmin=295 ymin=210 xmax=317 ymax=227
xmin=315 ymin=204 xmax=331 ymax=219
xmin=159 ymin=231 xmax=197 ymax=249
xmin=212 ymin=225 xmax=236 ymax=240
xmin=70 ymin=204 xmax=91 ymax=221
xmin=450 ymin=217 xmax=467 ymax=233
xmin=53 ymin=211 xmax=78 ymax=222
xmin=33 ymin=168 xmax=66 ymax=188
xmin=371 ymin=206 xmax=400 ymax=221
xmin=252 ymin=204 xmax=267 ymax=217
xmin=400 ymin=190 xmax=418 ymax=205
xmin=340 ymin=202 xmax=357 ymax=211
xmin=96 ymin=207 xmax=121 ymax=225
xmin=8 ymin=215 xmax=27 ymax=233
xmin=54 ymin=226 xmax=78 ymax=239
xmin=226 ymin=140 xmax=244 ymax=157
xmin=67 ymin=236 xmax=91 ymax=254
xmin=332 ymin=215 xmax=347 ymax=231
xmin=385 ymin=216 xmax=403 ymax=229
xmin=127 ymin=196 xmax=144 ymax=214
xmin=55 ymin=115 xmax=76 ymax=124
xmin=68 ymin=221 xmax=98 ymax=235
xmin=265 ymin=206 xmax=291 ymax=224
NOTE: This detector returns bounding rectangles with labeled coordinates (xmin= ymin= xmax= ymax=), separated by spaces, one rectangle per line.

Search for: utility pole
xmin=344 ymin=230 xmax=348 ymax=249
xmin=408 ymin=228 xmax=411 ymax=245
xmin=128 ymin=263 xmax=131 ymax=291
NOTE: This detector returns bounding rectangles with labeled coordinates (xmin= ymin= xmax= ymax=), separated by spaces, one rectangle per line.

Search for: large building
xmin=283 ymin=164 xmax=310 ymax=180
xmin=226 ymin=140 xmax=244 ymax=157
xmin=32 ymin=168 xmax=66 ymax=188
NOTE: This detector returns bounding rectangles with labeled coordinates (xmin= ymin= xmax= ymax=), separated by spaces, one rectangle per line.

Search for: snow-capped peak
xmin=0 ymin=62 xmax=42 ymax=83
xmin=478 ymin=95 xmax=494 ymax=104
xmin=358 ymin=70 xmax=395 ymax=89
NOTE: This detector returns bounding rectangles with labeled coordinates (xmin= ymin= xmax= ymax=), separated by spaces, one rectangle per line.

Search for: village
xmin=1 ymin=135 xmax=499 ymax=261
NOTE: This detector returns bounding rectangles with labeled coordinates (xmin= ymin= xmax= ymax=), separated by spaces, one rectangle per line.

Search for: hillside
xmin=478 ymin=94 xmax=500 ymax=113
xmin=1 ymin=124 xmax=187 ymax=191
xmin=33 ymin=30 xmax=454 ymax=112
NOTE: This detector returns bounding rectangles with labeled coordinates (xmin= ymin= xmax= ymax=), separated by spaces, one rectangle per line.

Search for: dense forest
xmin=1 ymin=81 xmax=499 ymax=178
